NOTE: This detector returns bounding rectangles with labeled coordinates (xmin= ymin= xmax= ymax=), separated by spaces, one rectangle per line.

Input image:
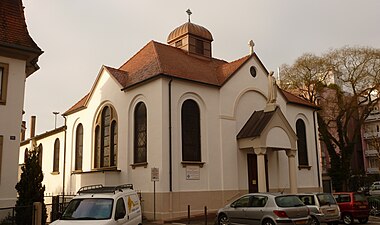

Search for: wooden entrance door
xmin=247 ymin=153 xmax=269 ymax=193
xmin=247 ymin=154 xmax=258 ymax=193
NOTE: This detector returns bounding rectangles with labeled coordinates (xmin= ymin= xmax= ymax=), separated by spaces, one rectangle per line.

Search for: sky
xmin=22 ymin=0 xmax=380 ymax=136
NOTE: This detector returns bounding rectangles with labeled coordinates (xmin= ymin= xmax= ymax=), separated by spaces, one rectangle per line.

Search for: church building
xmin=20 ymin=16 xmax=321 ymax=221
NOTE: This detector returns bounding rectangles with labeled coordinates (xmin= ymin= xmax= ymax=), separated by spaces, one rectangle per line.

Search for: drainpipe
xmin=313 ymin=109 xmax=321 ymax=188
xmin=168 ymin=79 xmax=173 ymax=192
xmin=62 ymin=115 xmax=67 ymax=210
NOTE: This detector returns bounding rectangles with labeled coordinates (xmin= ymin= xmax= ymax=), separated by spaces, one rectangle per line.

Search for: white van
xmin=51 ymin=184 xmax=142 ymax=225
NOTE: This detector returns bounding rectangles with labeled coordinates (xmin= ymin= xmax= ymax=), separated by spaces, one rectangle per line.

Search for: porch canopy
xmin=236 ymin=106 xmax=298 ymax=193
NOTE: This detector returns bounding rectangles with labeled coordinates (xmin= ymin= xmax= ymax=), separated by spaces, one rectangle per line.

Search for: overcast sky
xmin=22 ymin=0 xmax=380 ymax=136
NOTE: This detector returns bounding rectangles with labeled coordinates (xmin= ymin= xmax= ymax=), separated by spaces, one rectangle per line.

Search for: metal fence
xmin=0 ymin=195 xmax=74 ymax=225
xmin=0 ymin=205 xmax=33 ymax=225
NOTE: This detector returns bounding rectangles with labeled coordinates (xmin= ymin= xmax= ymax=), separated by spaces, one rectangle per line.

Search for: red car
xmin=333 ymin=192 xmax=370 ymax=225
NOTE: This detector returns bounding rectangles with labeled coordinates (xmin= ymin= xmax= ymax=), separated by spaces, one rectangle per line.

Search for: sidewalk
xmin=143 ymin=215 xmax=215 ymax=225
xmin=143 ymin=220 xmax=213 ymax=225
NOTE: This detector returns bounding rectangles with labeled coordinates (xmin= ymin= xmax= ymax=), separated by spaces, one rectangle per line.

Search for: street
xmin=143 ymin=216 xmax=380 ymax=225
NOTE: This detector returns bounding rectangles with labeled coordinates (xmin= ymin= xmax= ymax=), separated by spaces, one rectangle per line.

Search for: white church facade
xmin=20 ymin=19 xmax=322 ymax=221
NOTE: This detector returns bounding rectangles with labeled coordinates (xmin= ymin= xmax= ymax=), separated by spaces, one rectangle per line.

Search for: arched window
xmin=53 ymin=138 xmax=60 ymax=172
xmin=75 ymin=124 xmax=83 ymax=170
xmin=94 ymin=105 xmax=118 ymax=169
xmin=296 ymin=119 xmax=309 ymax=166
xmin=110 ymin=121 xmax=117 ymax=167
xmin=181 ymin=99 xmax=201 ymax=162
xmin=134 ymin=102 xmax=147 ymax=164
xmin=38 ymin=143 xmax=43 ymax=167
xmin=24 ymin=148 xmax=28 ymax=164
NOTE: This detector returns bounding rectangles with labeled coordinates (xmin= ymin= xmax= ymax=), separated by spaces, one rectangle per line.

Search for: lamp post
xmin=53 ymin=112 xmax=59 ymax=129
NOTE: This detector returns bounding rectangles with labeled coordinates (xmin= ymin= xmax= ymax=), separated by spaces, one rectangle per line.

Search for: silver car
xmin=297 ymin=193 xmax=340 ymax=225
xmin=216 ymin=193 xmax=310 ymax=225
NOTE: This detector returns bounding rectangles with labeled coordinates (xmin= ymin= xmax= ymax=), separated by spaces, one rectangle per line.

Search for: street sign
xmin=151 ymin=167 xmax=159 ymax=181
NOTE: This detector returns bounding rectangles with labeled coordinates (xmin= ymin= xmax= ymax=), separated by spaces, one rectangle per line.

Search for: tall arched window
xmin=38 ymin=143 xmax=43 ymax=167
xmin=134 ymin=102 xmax=147 ymax=164
xmin=296 ymin=119 xmax=309 ymax=166
xmin=181 ymin=99 xmax=201 ymax=162
xmin=94 ymin=105 xmax=118 ymax=169
xmin=53 ymin=138 xmax=60 ymax=172
xmin=75 ymin=124 xmax=83 ymax=170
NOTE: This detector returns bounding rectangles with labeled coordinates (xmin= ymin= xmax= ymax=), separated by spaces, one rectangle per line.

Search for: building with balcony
xmin=362 ymin=106 xmax=380 ymax=175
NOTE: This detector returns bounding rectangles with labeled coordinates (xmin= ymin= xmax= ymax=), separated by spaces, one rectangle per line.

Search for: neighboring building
xmin=0 ymin=0 xmax=42 ymax=208
xmin=362 ymin=104 xmax=380 ymax=176
xmin=318 ymin=86 xmax=365 ymax=192
xmin=20 ymin=19 xmax=321 ymax=221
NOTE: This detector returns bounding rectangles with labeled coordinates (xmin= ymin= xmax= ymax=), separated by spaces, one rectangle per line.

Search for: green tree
xmin=15 ymin=148 xmax=47 ymax=225
xmin=279 ymin=46 xmax=380 ymax=191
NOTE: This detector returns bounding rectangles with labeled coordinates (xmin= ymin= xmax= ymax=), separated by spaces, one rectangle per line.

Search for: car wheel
xmin=342 ymin=214 xmax=353 ymax=225
xmin=262 ymin=219 xmax=275 ymax=225
xmin=358 ymin=217 xmax=368 ymax=224
xmin=310 ymin=216 xmax=320 ymax=225
xmin=218 ymin=214 xmax=230 ymax=225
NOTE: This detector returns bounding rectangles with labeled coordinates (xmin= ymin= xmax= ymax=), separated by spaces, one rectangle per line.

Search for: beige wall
xmin=0 ymin=56 xmax=27 ymax=208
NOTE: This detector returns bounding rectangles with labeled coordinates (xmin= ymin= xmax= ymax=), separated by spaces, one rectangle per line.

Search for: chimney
xmin=30 ymin=116 xmax=36 ymax=138
xmin=21 ymin=121 xmax=26 ymax=141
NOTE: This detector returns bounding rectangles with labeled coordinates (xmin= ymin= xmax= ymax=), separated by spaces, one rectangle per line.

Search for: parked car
xmin=369 ymin=182 xmax=380 ymax=196
xmin=215 ymin=193 xmax=310 ymax=225
xmin=50 ymin=184 xmax=142 ymax=225
xmin=297 ymin=193 xmax=340 ymax=225
xmin=333 ymin=192 xmax=370 ymax=225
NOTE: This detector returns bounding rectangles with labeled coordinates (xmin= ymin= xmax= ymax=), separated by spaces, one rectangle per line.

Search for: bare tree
xmin=279 ymin=46 xmax=380 ymax=191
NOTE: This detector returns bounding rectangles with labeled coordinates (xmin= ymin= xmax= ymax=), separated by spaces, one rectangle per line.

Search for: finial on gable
xmin=248 ymin=40 xmax=255 ymax=55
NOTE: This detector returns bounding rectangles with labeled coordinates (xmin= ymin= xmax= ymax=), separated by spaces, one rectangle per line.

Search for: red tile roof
xmin=115 ymin=41 xmax=251 ymax=89
xmin=0 ymin=0 xmax=41 ymax=52
xmin=63 ymin=93 xmax=89 ymax=115
xmin=280 ymin=89 xmax=318 ymax=109
xmin=65 ymin=40 xmax=316 ymax=115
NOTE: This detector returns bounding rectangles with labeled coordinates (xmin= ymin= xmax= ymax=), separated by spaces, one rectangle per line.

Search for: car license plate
xmin=295 ymin=220 xmax=308 ymax=225
xmin=327 ymin=209 xmax=335 ymax=214
xmin=359 ymin=206 xmax=366 ymax=209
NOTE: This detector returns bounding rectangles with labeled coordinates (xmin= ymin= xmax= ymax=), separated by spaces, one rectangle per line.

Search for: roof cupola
xmin=167 ymin=9 xmax=213 ymax=59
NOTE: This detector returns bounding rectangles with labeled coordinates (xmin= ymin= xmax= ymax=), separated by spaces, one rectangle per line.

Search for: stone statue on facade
xmin=267 ymin=71 xmax=277 ymax=103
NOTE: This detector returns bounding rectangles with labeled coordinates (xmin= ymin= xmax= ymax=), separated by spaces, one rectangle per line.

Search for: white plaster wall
xmin=219 ymin=57 xmax=269 ymax=191
xmin=19 ymin=131 xmax=65 ymax=196
xmin=169 ymin=79 xmax=221 ymax=192
xmin=0 ymin=56 xmax=26 ymax=207
xmin=65 ymin=68 xmax=130 ymax=193
xmin=286 ymin=104 xmax=321 ymax=190
xmin=64 ymin=69 xmax=168 ymax=193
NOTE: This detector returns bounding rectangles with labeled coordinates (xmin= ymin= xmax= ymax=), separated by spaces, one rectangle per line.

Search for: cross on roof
xmin=186 ymin=9 xmax=192 ymax=22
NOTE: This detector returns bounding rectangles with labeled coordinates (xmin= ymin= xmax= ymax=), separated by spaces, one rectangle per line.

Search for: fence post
xmin=12 ymin=207 xmax=15 ymax=225
xmin=32 ymin=202 xmax=42 ymax=225
xmin=204 ymin=206 xmax=207 ymax=225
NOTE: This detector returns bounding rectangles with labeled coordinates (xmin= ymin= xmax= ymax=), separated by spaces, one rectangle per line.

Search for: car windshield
xmin=61 ymin=198 xmax=113 ymax=220
xmin=275 ymin=195 xmax=305 ymax=207
xmin=317 ymin=193 xmax=336 ymax=205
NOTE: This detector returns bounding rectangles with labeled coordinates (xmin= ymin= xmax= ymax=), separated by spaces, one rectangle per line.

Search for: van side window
xmin=115 ymin=198 xmax=126 ymax=219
